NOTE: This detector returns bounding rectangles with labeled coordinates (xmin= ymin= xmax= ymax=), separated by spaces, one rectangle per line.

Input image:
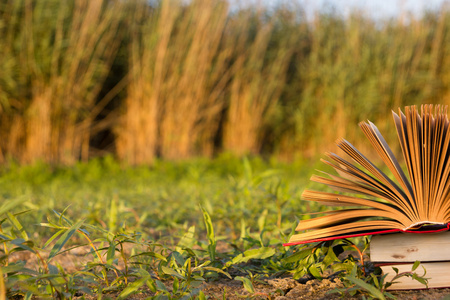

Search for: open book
xmin=285 ymin=105 xmax=450 ymax=246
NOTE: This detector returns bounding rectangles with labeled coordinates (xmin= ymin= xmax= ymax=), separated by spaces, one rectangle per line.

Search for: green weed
xmin=0 ymin=158 xmax=433 ymax=298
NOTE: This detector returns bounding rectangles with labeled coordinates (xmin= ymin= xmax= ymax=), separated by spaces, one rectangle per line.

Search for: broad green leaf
xmin=48 ymin=219 xmax=84 ymax=260
xmin=411 ymin=274 xmax=428 ymax=287
xmin=183 ymin=288 xmax=201 ymax=299
xmin=74 ymin=286 xmax=94 ymax=296
xmin=331 ymin=262 xmax=353 ymax=274
xmin=229 ymin=247 xmax=275 ymax=265
xmin=7 ymin=212 xmax=28 ymax=240
xmin=198 ymin=290 xmax=206 ymax=300
xmin=1 ymin=263 xmax=25 ymax=274
xmin=130 ymin=251 xmax=167 ymax=262
xmin=235 ymin=276 xmax=255 ymax=294
xmin=176 ymin=226 xmax=196 ymax=253
xmin=412 ymin=260 xmax=420 ymax=271
xmin=370 ymin=273 xmax=380 ymax=289
xmin=117 ymin=276 xmax=150 ymax=299
xmin=346 ymin=276 xmax=386 ymax=300
xmin=184 ymin=257 xmax=192 ymax=276
xmin=171 ymin=251 xmax=186 ymax=266
xmin=1 ymin=263 xmax=36 ymax=276
xmin=308 ymin=264 xmax=322 ymax=279
xmin=173 ymin=277 xmax=179 ymax=293
xmin=106 ymin=242 xmax=116 ymax=265
xmin=75 ymin=271 xmax=101 ymax=280
xmin=147 ymin=279 xmax=157 ymax=293
xmin=0 ymin=233 xmax=12 ymax=241
xmin=384 ymin=291 xmax=396 ymax=299
xmin=283 ymin=247 xmax=311 ymax=263
xmin=192 ymin=275 xmax=206 ymax=282
xmin=161 ymin=266 xmax=185 ymax=280
xmin=323 ymin=246 xmax=340 ymax=268
xmin=155 ymin=280 xmax=168 ymax=292
xmin=133 ymin=268 xmax=151 ymax=278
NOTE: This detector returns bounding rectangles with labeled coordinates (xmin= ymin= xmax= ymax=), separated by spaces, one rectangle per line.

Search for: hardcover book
xmin=378 ymin=261 xmax=450 ymax=290
xmin=284 ymin=105 xmax=450 ymax=246
xmin=370 ymin=231 xmax=450 ymax=289
xmin=370 ymin=231 xmax=450 ymax=263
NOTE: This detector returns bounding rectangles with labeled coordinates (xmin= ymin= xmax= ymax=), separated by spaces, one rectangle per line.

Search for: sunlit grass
xmin=0 ymin=157 xmax=430 ymax=298
xmin=0 ymin=156 xmax=318 ymax=297
xmin=0 ymin=156 xmax=312 ymax=238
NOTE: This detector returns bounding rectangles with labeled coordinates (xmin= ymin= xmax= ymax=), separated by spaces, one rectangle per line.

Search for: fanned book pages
xmin=285 ymin=105 xmax=450 ymax=246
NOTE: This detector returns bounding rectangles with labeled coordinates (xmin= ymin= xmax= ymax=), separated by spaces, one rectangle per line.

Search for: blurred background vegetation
xmin=0 ymin=0 xmax=449 ymax=165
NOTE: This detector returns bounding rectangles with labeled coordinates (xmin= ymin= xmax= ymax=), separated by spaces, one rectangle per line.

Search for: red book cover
xmin=283 ymin=223 xmax=450 ymax=246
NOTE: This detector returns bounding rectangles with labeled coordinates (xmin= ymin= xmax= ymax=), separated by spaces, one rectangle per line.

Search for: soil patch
xmin=9 ymin=246 xmax=450 ymax=299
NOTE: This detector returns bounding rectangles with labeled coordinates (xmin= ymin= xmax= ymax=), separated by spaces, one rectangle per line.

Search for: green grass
xmin=0 ymin=155 xmax=312 ymax=236
xmin=0 ymin=156 xmax=313 ymax=298
xmin=0 ymin=156 xmax=431 ymax=298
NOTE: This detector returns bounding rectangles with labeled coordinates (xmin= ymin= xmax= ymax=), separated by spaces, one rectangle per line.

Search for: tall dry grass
xmin=222 ymin=8 xmax=298 ymax=155
xmin=115 ymin=1 xmax=164 ymax=165
xmin=0 ymin=1 xmax=449 ymax=164
xmin=282 ymin=9 xmax=450 ymax=159
xmin=0 ymin=0 xmax=124 ymax=164
xmin=117 ymin=0 xmax=230 ymax=164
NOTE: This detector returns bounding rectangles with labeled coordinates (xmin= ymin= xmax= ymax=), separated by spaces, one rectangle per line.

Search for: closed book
xmin=370 ymin=231 xmax=450 ymax=263
xmin=379 ymin=262 xmax=450 ymax=290
xmin=369 ymin=231 xmax=450 ymax=290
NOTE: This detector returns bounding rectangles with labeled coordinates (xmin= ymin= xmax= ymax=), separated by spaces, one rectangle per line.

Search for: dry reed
xmin=289 ymin=9 xmax=450 ymax=158
xmin=0 ymin=0 xmax=124 ymax=164
xmin=222 ymin=9 xmax=297 ymax=156
xmin=117 ymin=0 xmax=230 ymax=163
xmin=0 ymin=1 xmax=449 ymax=164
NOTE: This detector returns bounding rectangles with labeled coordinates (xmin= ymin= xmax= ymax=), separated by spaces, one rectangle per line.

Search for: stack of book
xmin=370 ymin=231 xmax=450 ymax=289
xmin=284 ymin=105 xmax=450 ymax=289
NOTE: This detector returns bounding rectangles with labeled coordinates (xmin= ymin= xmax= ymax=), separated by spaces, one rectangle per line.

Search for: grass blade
xmin=43 ymin=229 xmax=65 ymax=249
xmin=201 ymin=206 xmax=216 ymax=261
xmin=346 ymin=276 xmax=386 ymax=300
xmin=7 ymin=212 xmax=28 ymax=240
xmin=48 ymin=219 xmax=84 ymax=260
xmin=0 ymin=198 xmax=27 ymax=217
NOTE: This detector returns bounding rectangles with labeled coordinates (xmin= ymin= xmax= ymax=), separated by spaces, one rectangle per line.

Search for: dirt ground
xmin=71 ymin=276 xmax=450 ymax=299
xmin=9 ymin=246 xmax=450 ymax=299
xmin=200 ymin=277 xmax=450 ymax=300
